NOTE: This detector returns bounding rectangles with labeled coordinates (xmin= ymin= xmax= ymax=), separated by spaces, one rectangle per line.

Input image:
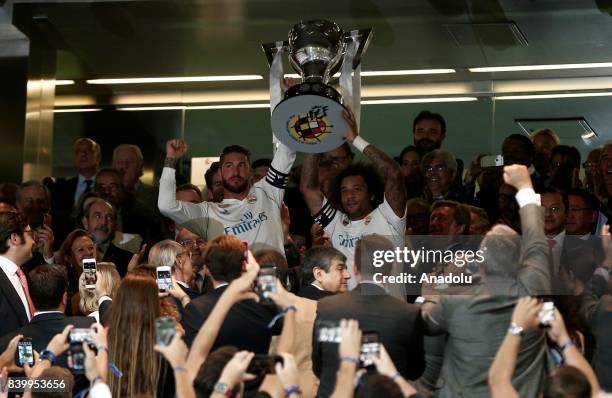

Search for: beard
xmin=223 ymin=177 xmax=249 ymax=194
xmin=415 ymin=139 xmax=441 ymax=156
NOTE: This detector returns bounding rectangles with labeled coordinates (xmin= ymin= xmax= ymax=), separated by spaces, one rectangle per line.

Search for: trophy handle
xmin=261 ymin=41 xmax=290 ymax=67
xmin=326 ymin=27 xmax=373 ymax=85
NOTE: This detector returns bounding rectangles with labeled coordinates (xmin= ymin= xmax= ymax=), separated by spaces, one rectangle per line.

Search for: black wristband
xmin=164 ymin=157 xmax=178 ymax=168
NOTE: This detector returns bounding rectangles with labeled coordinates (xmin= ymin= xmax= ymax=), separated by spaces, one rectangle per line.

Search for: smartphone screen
xmin=480 ymin=154 xmax=504 ymax=168
xmin=257 ymin=265 xmax=277 ymax=302
xmin=539 ymin=301 xmax=555 ymax=327
xmin=17 ymin=338 xmax=34 ymax=366
xmin=82 ymin=258 xmax=97 ymax=289
xmin=360 ymin=332 xmax=380 ymax=368
xmin=69 ymin=328 xmax=92 ymax=373
xmin=316 ymin=320 xmax=341 ymax=343
xmin=155 ymin=316 xmax=176 ymax=346
xmin=156 ymin=266 xmax=172 ymax=292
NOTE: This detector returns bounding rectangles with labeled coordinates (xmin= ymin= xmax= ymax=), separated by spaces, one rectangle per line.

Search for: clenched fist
xmin=166 ymin=139 xmax=188 ymax=159
xmin=503 ymin=164 xmax=532 ymax=191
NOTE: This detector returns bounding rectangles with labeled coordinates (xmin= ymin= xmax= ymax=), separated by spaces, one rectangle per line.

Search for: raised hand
xmin=166 ymin=139 xmax=188 ymax=160
xmin=503 ymin=164 xmax=532 ymax=191
xmin=510 ymin=297 xmax=542 ymax=331
xmin=341 ymin=109 xmax=358 ymax=144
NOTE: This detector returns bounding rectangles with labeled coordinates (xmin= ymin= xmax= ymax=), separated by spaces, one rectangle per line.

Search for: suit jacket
xmin=0 ymin=312 xmax=94 ymax=366
xmin=580 ymin=272 xmax=612 ymax=391
xmin=49 ymin=176 xmax=79 ymax=213
xmin=102 ymin=242 xmax=134 ymax=277
xmin=312 ymin=283 xmax=424 ymax=398
xmin=182 ymin=285 xmax=282 ymax=353
xmin=421 ymin=203 xmax=551 ymax=398
xmin=0 ymin=268 xmax=29 ymax=339
xmin=297 ymin=284 xmax=334 ymax=301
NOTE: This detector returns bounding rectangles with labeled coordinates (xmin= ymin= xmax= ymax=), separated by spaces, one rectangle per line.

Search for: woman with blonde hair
xmin=78 ymin=261 xmax=120 ymax=321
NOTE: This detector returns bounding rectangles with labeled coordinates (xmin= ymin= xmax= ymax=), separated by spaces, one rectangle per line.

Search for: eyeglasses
xmin=179 ymin=239 xmax=205 ymax=248
xmin=542 ymin=205 xmax=563 ymax=213
xmin=424 ymin=165 xmax=447 ymax=174
xmin=582 ymin=161 xmax=599 ymax=168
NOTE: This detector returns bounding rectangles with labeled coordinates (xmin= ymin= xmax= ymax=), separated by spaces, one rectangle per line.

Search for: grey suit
xmin=421 ymin=203 xmax=551 ymax=398
xmin=580 ymin=272 xmax=612 ymax=390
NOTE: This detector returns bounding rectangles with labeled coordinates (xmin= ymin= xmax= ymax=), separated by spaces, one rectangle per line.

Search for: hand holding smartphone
xmin=82 ymin=258 xmax=97 ymax=290
xmin=155 ymin=316 xmax=176 ymax=346
xmin=68 ymin=328 xmax=93 ymax=374
xmin=256 ymin=265 xmax=277 ymax=303
xmin=360 ymin=332 xmax=381 ymax=368
xmin=16 ymin=337 xmax=34 ymax=366
xmin=156 ymin=266 xmax=172 ymax=293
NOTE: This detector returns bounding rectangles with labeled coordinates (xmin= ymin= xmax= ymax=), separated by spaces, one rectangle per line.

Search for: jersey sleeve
xmin=379 ymin=195 xmax=407 ymax=236
xmin=257 ymin=142 xmax=296 ymax=205
xmin=313 ymin=197 xmax=340 ymax=232
xmin=158 ymin=167 xmax=209 ymax=224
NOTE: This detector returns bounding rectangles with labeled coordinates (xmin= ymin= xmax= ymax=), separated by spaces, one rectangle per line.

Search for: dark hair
xmin=0 ymin=211 xmax=26 ymax=254
xmin=503 ymin=134 xmax=536 ymax=159
xmin=204 ymin=236 xmax=244 ymax=283
xmin=413 ymin=110 xmax=446 ymax=135
xmin=302 ymin=246 xmax=346 ymax=284
xmin=176 ymin=183 xmax=203 ymax=201
xmin=96 ymin=168 xmax=123 ymax=182
xmin=543 ymin=365 xmax=591 ymax=398
xmin=220 ymin=145 xmax=251 ymax=164
xmin=396 ymin=145 xmax=420 ymax=164
xmin=540 ymin=187 xmax=569 ymax=213
xmin=204 ymin=162 xmax=221 ymax=191
xmin=28 ymin=265 xmax=68 ymax=311
xmin=551 ymin=145 xmax=582 ymax=169
xmin=194 ymin=346 xmax=240 ymax=398
xmin=83 ymin=198 xmax=116 ymax=219
xmin=328 ymin=162 xmax=384 ymax=213
xmin=356 ymin=373 xmax=403 ymax=398
xmin=251 ymin=158 xmax=272 ymax=169
xmin=560 ymin=243 xmax=598 ymax=284
xmin=431 ymin=200 xmax=471 ymax=235
xmin=565 ymin=188 xmax=599 ymax=211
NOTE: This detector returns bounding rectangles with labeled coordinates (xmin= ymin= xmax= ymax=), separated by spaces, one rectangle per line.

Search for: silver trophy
xmin=263 ymin=20 xmax=372 ymax=153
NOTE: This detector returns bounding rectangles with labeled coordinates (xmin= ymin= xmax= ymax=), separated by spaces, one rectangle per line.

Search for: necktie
xmin=84 ymin=179 xmax=93 ymax=193
xmin=546 ymin=239 xmax=556 ymax=276
xmin=15 ymin=268 xmax=35 ymax=319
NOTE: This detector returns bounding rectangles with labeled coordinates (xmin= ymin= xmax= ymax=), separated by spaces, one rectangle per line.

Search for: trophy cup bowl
xmin=270 ymin=19 xmax=351 ymax=153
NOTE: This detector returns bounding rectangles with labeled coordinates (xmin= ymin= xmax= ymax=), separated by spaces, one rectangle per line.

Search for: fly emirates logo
xmin=224 ymin=211 xmax=269 ymax=235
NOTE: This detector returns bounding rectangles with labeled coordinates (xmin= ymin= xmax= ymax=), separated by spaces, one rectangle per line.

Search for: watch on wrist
xmin=213 ymin=382 xmax=233 ymax=397
xmin=39 ymin=350 xmax=57 ymax=364
xmin=508 ymin=322 xmax=524 ymax=337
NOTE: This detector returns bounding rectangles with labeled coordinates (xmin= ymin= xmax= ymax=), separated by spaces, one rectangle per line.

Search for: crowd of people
xmin=0 ymin=102 xmax=611 ymax=398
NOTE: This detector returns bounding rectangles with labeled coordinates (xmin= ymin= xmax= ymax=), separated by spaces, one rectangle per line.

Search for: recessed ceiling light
xmin=54 ymin=80 xmax=75 ymax=85
xmin=495 ymin=92 xmax=612 ymax=100
xmin=86 ymin=75 xmax=264 ymax=84
xmin=54 ymin=108 xmax=102 ymax=113
xmin=362 ymin=97 xmax=477 ymax=104
xmin=470 ymin=62 xmax=612 ymax=73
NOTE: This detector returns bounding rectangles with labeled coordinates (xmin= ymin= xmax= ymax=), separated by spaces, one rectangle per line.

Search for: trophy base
xmin=272 ymin=83 xmax=348 ymax=153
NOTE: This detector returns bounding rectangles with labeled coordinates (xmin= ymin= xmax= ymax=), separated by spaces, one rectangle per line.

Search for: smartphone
xmin=156 ymin=266 xmax=172 ymax=293
xmin=69 ymin=328 xmax=92 ymax=374
xmin=360 ymin=332 xmax=380 ymax=368
xmin=242 ymin=241 xmax=249 ymax=262
xmin=155 ymin=316 xmax=176 ymax=346
xmin=480 ymin=154 xmax=504 ymax=168
xmin=82 ymin=258 xmax=97 ymax=290
xmin=246 ymin=354 xmax=283 ymax=376
xmin=257 ymin=265 xmax=277 ymax=302
xmin=16 ymin=337 xmax=34 ymax=367
xmin=539 ymin=301 xmax=555 ymax=328
xmin=316 ymin=320 xmax=341 ymax=343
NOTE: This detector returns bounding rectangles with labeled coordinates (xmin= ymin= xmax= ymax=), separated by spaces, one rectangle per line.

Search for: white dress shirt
xmin=0 ymin=255 xmax=32 ymax=320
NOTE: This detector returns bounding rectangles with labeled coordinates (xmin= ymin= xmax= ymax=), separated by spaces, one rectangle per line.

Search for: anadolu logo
xmin=287 ymin=105 xmax=334 ymax=144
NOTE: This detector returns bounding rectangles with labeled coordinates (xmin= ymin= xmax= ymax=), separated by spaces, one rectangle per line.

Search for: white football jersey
xmin=314 ymin=197 xmax=406 ymax=289
xmin=159 ymin=144 xmax=295 ymax=255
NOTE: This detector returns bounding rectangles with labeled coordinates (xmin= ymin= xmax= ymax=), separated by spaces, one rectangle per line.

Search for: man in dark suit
xmin=48 ymin=138 xmax=101 ymax=243
xmin=112 ymin=144 xmax=159 ymax=213
xmin=81 ymin=198 xmax=133 ymax=276
xmin=0 ymin=264 xmax=94 ymax=365
xmin=182 ymin=235 xmax=281 ymax=352
xmin=0 ymin=211 xmax=36 ymax=338
xmin=312 ymin=234 xmax=425 ymax=398
xmin=298 ymin=246 xmax=349 ymax=301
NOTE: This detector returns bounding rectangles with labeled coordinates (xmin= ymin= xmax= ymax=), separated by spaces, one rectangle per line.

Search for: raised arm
xmin=488 ymin=297 xmax=541 ymax=398
xmin=342 ymin=111 xmax=406 ymax=217
xmin=299 ymin=154 xmax=325 ymax=215
xmin=158 ymin=139 xmax=207 ymax=224
xmin=503 ymin=165 xmax=550 ymax=296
